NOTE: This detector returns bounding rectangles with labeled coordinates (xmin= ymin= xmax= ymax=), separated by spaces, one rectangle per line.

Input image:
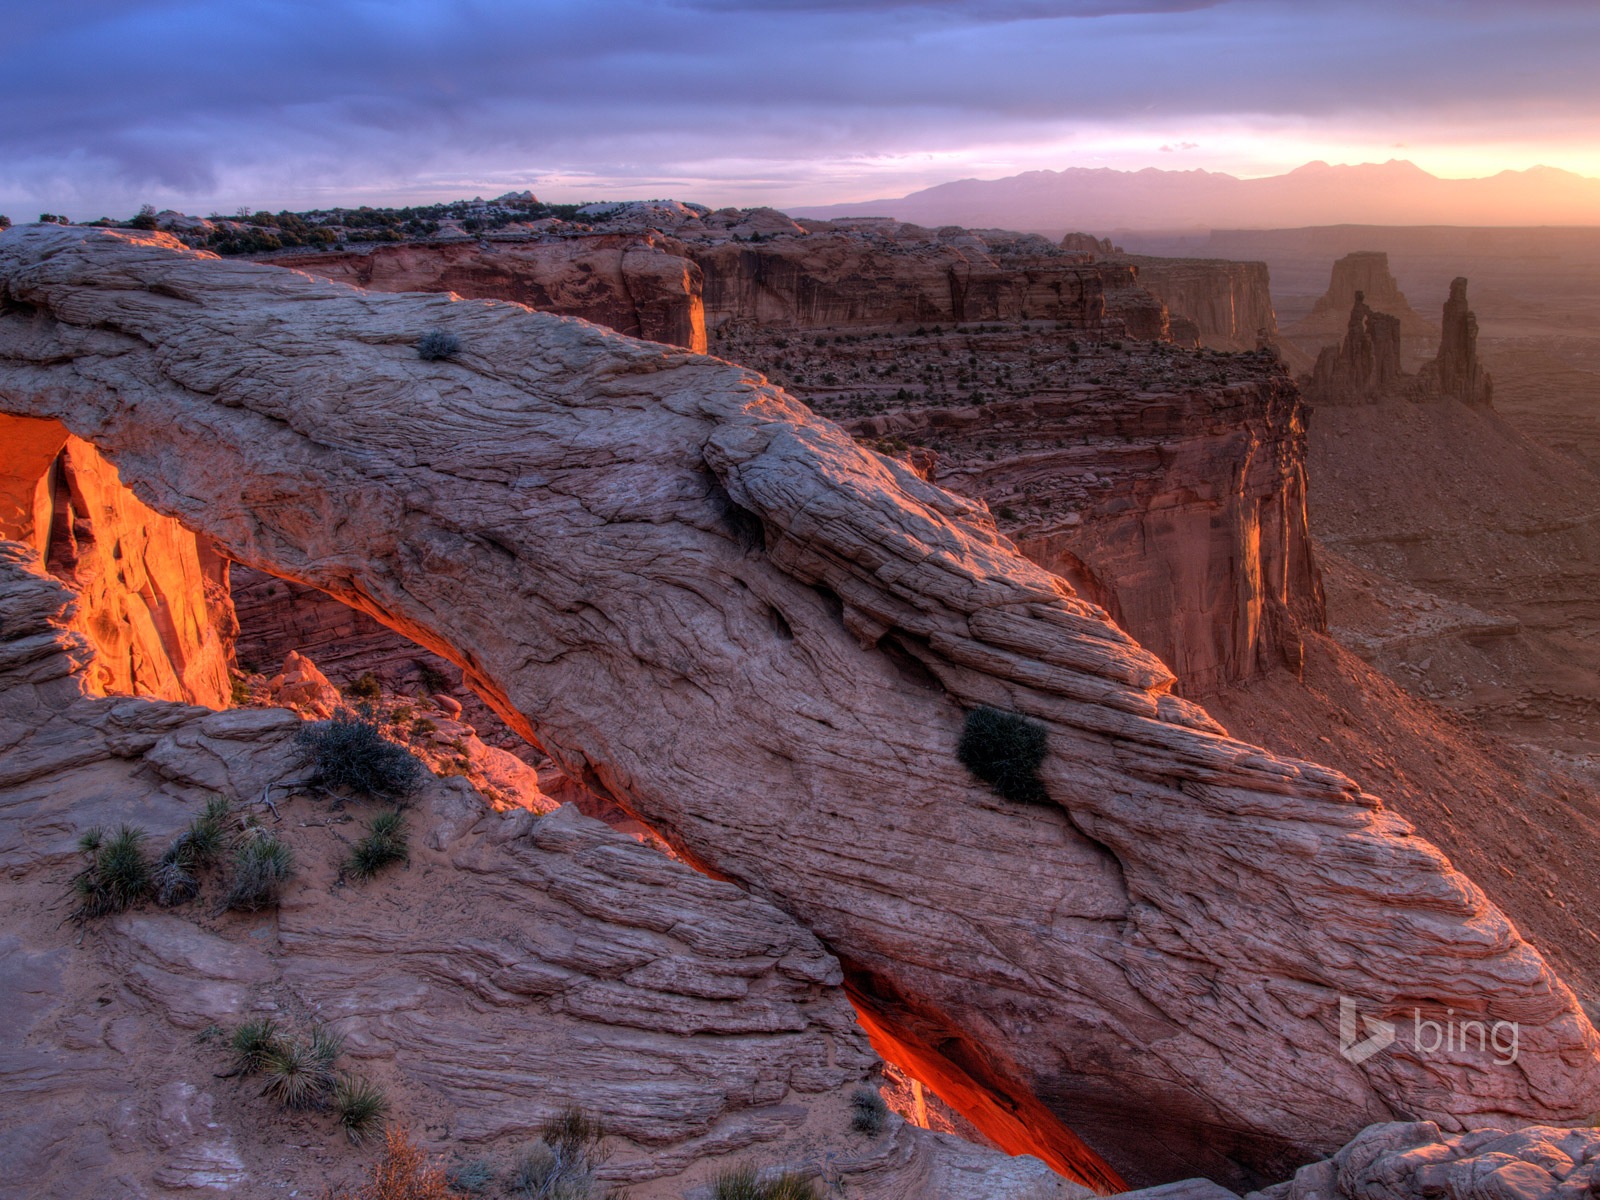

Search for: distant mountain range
xmin=792 ymin=160 xmax=1600 ymax=234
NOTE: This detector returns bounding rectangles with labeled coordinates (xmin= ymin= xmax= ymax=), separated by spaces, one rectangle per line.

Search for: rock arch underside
xmin=2 ymin=226 xmax=1597 ymax=1191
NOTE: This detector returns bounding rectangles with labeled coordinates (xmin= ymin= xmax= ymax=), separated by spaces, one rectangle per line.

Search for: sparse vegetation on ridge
xmin=957 ymin=705 xmax=1050 ymax=804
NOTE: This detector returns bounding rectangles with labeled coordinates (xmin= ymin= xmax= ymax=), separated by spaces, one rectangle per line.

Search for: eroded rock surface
xmin=1244 ymin=1121 xmax=1600 ymax=1200
xmin=0 ymin=541 xmax=1075 ymax=1200
xmin=3 ymin=227 xmax=1598 ymax=1189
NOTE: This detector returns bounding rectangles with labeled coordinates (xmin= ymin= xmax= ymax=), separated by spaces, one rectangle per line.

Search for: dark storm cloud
xmin=2 ymin=0 xmax=1597 ymax=215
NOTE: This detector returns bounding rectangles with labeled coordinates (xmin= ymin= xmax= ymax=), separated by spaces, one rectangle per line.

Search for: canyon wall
xmin=1128 ymin=257 xmax=1279 ymax=351
xmin=4 ymin=228 xmax=1597 ymax=1190
xmin=275 ymin=235 xmax=708 ymax=353
xmin=714 ymin=322 xmax=1324 ymax=696
xmin=0 ymin=414 xmax=231 ymax=706
xmin=277 ymin=218 xmax=1174 ymax=348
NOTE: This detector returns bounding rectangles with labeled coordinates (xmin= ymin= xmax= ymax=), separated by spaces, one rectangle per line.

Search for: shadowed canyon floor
xmin=3 ymin=226 xmax=1600 ymax=1192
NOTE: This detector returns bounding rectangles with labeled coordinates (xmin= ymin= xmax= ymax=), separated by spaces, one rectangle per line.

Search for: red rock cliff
xmin=0 ymin=415 xmax=233 ymax=706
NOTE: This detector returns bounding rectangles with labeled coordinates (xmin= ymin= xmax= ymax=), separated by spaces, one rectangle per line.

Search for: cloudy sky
xmin=4 ymin=0 xmax=1597 ymax=219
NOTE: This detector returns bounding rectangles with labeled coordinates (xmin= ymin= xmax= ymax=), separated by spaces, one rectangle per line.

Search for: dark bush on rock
xmin=417 ymin=329 xmax=462 ymax=361
xmin=298 ymin=712 xmax=425 ymax=800
xmin=849 ymin=1086 xmax=888 ymax=1135
xmin=956 ymin=706 xmax=1049 ymax=804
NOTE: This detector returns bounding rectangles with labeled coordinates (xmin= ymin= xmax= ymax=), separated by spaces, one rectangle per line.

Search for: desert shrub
xmin=128 ymin=204 xmax=158 ymax=230
xmin=849 ymin=1086 xmax=888 ymax=1136
xmin=69 ymin=824 xmax=152 ymax=921
xmin=956 ymin=706 xmax=1049 ymax=804
xmin=510 ymin=1107 xmax=607 ymax=1198
xmin=298 ymin=712 xmax=425 ymax=800
xmin=347 ymin=809 xmax=409 ymax=882
xmin=334 ymin=1074 xmax=390 ymax=1145
xmin=328 ymin=1123 xmax=459 ymax=1200
xmin=446 ymin=1159 xmax=494 ymax=1195
xmin=415 ymin=662 xmax=451 ymax=693
xmin=345 ymin=672 xmax=382 ymax=701
xmin=410 ymin=717 xmax=437 ymax=739
xmin=225 ymin=831 xmax=294 ymax=911
xmin=0 ymin=215 xmax=11 ymax=230
xmin=417 ymin=329 xmax=462 ymax=361
xmin=261 ymin=1032 xmax=338 ymax=1110
xmin=230 ymin=1018 xmax=285 ymax=1074
xmin=712 ymin=1165 xmax=817 ymax=1200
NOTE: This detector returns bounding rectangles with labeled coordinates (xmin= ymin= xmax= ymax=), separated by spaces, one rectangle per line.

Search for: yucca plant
xmin=346 ymin=809 xmax=409 ymax=881
xmin=260 ymin=1035 xmax=337 ymax=1110
xmin=69 ymin=824 xmax=152 ymax=922
xmin=333 ymin=1074 xmax=390 ymax=1145
xmin=185 ymin=795 xmax=233 ymax=865
xmin=225 ymin=832 xmax=293 ymax=911
xmin=229 ymin=1018 xmax=284 ymax=1075
xmin=152 ymin=836 xmax=200 ymax=907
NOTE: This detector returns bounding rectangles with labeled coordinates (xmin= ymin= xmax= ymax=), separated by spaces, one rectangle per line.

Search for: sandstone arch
xmin=2 ymin=226 xmax=1595 ymax=1190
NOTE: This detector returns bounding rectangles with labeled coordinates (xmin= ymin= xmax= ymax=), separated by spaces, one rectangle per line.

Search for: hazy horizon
xmin=6 ymin=1 xmax=1600 ymax=222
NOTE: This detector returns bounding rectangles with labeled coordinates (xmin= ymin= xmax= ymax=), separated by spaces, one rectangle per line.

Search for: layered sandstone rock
xmin=0 ymin=542 xmax=1076 ymax=1200
xmin=275 ymin=235 xmax=708 ymax=353
xmin=1303 ymin=279 xmax=1492 ymax=409
xmin=278 ymin=216 xmax=1173 ymax=346
xmin=1128 ymin=257 xmax=1279 ymax=352
xmin=0 ymin=414 xmax=232 ymax=707
xmin=1243 ymin=1122 xmax=1600 ymax=1200
xmin=4 ymin=227 xmax=1598 ymax=1190
xmin=1289 ymin=252 xmax=1434 ymax=342
xmin=1415 ymin=277 xmax=1492 ymax=407
xmin=713 ymin=322 xmax=1323 ymax=696
xmin=1304 ymin=292 xmax=1404 ymax=404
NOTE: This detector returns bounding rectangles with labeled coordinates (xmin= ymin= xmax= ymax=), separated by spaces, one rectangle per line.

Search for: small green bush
xmin=69 ymin=824 xmax=152 ymax=921
xmin=849 ymin=1086 xmax=888 ymax=1136
xmin=225 ymin=832 xmax=294 ymax=911
xmin=345 ymin=672 xmax=382 ymax=701
xmin=956 ymin=706 xmax=1049 ymax=804
xmin=347 ymin=809 xmax=409 ymax=882
xmin=333 ymin=1074 xmax=389 ymax=1144
xmin=417 ymin=329 xmax=462 ymax=361
xmin=230 ymin=1018 xmax=284 ymax=1075
xmin=298 ymin=712 xmax=425 ymax=800
xmin=261 ymin=1034 xmax=338 ymax=1110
